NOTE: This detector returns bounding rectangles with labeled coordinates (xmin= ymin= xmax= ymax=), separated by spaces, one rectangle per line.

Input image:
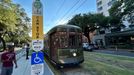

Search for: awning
xmin=105 ymin=29 xmax=134 ymax=37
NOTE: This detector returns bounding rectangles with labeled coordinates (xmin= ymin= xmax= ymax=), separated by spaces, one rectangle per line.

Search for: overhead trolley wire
xmin=42 ymin=0 xmax=66 ymax=27
xmin=55 ymin=0 xmax=81 ymax=25
xmin=62 ymin=0 xmax=88 ymax=22
xmin=50 ymin=0 xmax=66 ymax=22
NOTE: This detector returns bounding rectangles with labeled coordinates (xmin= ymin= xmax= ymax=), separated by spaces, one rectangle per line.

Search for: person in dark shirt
xmin=1 ymin=45 xmax=18 ymax=75
xmin=26 ymin=44 xmax=30 ymax=60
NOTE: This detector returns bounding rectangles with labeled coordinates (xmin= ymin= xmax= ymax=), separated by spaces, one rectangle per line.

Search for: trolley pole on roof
xmin=31 ymin=0 xmax=44 ymax=75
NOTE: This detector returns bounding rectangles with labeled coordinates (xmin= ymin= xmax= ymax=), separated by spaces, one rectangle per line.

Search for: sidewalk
xmin=12 ymin=57 xmax=30 ymax=75
xmin=0 ymin=50 xmax=54 ymax=75
xmin=13 ymin=49 xmax=54 ymax=75
xmin=12 ymin=56 xmax=54 ymax=75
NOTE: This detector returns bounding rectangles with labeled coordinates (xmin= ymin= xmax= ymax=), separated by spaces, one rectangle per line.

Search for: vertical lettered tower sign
xmin=32 ymin=0 xmax=43 ymax=51
xmin=31 ymin=0 xmax=44 ymax=75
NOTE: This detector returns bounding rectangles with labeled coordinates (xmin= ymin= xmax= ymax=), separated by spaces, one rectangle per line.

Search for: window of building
xmin=108 ymin=0 xmax=116 ymax=6
xmin=97 ymin=1 xmax=102 ymax=6
xmin=98 ymin=6 xmax=103 ymax=11
xmin=97 ymin=0 xmax=99 ymax=1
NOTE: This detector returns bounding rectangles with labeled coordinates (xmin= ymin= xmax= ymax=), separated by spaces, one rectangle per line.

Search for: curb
xmin=44 ymin=61 xmax=54 ymax=75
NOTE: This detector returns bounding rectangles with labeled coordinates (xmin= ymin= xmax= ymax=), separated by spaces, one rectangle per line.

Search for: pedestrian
xmin=26 ymin=44 xmax=30 ymax=60
xmin=1 ymin=45 xmax=18 ymax=75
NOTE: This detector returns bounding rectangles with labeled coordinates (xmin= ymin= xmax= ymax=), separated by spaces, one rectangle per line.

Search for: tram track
xmin=58 ymin=65 xmax=92 ymax=75
xmin=45 ymin=51 xmax=134 ymax=75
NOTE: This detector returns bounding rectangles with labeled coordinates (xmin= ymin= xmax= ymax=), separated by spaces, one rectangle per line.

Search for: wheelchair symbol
xmin=34 ymin=56 xmax=42 ymax=64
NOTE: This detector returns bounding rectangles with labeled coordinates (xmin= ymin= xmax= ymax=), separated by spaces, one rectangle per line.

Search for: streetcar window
xmin=69 ymin=33 xmax=82 ymax=48
xmin=57 ymin=28 xmax=67 ymax=32
xmin=78 ymin=35 xmax=82 ymax=46
xmin=69 ymin=28 xmax=76 ymax=32
xmin=69 ymin=35 xmax=76 ymax=47
xmin=50 ymin=32 xmax=59 ymax=48
xmin=76 ymin=29 xmax=82 ymax=33
xmin=59 ymin=32 xmax=68 ymax=48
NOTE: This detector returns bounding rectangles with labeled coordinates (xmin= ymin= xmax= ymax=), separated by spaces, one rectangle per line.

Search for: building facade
xmin=96 ymin=0 xmax=117 ymax=16
xmin=95 ymin=0 xmax=118 ymax=48
xmin=94 ymin=0 xmax=134 ymax=50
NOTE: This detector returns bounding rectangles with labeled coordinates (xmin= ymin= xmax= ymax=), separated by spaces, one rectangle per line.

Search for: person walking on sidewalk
xmin=26 ymin=44 xmax=30 ymax=60
xmin=1 ymin=45 xmax=18 ymax=75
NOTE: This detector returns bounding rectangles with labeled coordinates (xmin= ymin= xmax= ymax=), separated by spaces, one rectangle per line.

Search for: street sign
xmin=32 ymin=0 xmax=44 ymax=75
xmin=32 ymin=40 xmax=44 ymax=51
xmin=32 ymin=15 xmax=43 ymax=40
xmin=32 ymin=0 xmax=43 ymax=16
xmin=32 ymin=0 xmax=44 ymax=51
xmin=31 ymin=64 xmax=44 ymax=75
xmin=31 ymin=51 xmax=44 ymax=75
xmin=31 ymin=52 xmax=44 ymax=65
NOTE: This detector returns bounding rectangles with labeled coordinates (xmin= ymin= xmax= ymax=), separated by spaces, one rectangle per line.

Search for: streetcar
xmin=44 ymin=25 xmax=84 ymax=67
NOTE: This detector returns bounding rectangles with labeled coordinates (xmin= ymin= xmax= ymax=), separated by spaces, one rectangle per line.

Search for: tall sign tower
xmin=31 ymin=0 xmax=44 ymax=75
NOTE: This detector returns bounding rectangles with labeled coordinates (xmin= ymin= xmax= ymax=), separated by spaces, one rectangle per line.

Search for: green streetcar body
xmin=44 ymin=25 xmax=84 ymax=66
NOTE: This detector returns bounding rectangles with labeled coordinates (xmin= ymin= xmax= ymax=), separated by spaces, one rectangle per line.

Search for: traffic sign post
xmin=31 ymin=64 xmax=44 ymax=75
xmin=32 ymin=0 xmax=44 ymax=52
xmin=32 ymin=0 xmax=44 ymax=75
xmin=31 ymin=52 xmax=44 ymax=75
xmin=31 ymin=52 xmax=44 ymax=65
xmin=32 ymin=40 xmax=44 ymax=51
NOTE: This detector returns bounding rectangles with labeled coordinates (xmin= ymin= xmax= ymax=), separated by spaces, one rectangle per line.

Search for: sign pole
xmin=31 ymin=0 xmax=44 ymax=75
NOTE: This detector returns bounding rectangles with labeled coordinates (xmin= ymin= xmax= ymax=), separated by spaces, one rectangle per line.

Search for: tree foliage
xmin=0 ymin=0 xmax=31 ymax=51
xmin=68 ymin=13 xmax=110 ymax=43
xmin=68 ymin=13 xmax=109 ymax=30
xmin=109 ymin=0 xmax=134 ymax=25
xmin=67 ymin=12 xmax=124 ymax=43
xmin=0 ymin=0 xmax=17 ymax=32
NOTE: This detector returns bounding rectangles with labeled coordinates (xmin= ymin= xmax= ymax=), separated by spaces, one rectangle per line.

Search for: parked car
xmin=83 ymin=43 xmax=94 ymax=51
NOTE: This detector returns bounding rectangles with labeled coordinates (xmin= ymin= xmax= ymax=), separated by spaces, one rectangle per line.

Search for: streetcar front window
xmin=69 ymin=33 xmax=82 ymax=48
xmin=69 ymin=34 xmax=76 ymax=47
xmin=59 ymin=32 xmax=68 ymax=48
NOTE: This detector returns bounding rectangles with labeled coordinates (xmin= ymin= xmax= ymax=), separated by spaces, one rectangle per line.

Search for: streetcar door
xmin=50 ymin=32 xmax=59 ymax=61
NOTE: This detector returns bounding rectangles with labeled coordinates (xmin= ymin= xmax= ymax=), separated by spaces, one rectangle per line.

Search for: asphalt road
xmin=94 ymin=49 xmax=134 ymax=57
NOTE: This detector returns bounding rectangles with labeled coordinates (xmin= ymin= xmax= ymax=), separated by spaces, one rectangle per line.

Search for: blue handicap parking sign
xmin=31 ymin=51 xmax=44 ymax=65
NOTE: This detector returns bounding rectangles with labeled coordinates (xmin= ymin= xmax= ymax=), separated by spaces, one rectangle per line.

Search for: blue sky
xmin=13 ymin=0 xmax=97 ymax=33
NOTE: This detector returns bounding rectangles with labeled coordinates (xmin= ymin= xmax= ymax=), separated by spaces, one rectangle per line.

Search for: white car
xmin=83 ymin=43 xmax=94 ymax=51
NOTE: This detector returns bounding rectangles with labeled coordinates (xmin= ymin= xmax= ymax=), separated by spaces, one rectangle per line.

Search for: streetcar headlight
xmin=73 ymin=53 xmax=77 ymax=57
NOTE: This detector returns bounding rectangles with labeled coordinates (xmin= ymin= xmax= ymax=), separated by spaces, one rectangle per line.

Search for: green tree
xmin=109 ymin=0 xmax=134 ymax=26
xmin=68 ymin=13 xmax=109 ymax=30
xmin=0 ymin=0 xmax=17 ymax=50
xmin=0 ymin=0 xmax=31 ymax=51
xmin=68 ymin=14 xmax=83 ymax=29
xmin=12 ymin=4 xmax=31 ymax=45
xmin=68 ymin=13 xmax=109 ymax=43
